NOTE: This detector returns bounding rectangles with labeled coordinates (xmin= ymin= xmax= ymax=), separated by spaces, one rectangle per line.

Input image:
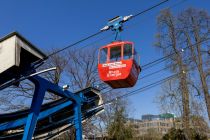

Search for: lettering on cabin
xmin=102 ymin=61 xmax=126 ymax=69
xmin=107 ymin=70 xmax=122 ymax=78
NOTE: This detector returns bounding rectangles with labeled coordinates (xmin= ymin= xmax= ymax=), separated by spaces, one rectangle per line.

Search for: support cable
xmin=65 ymin=0 xmax=186 ymax=53
xmin=132 ymin=0 xmax=169 ymax=18
xmin=97 ymin=37 xmax=210 ymax=91
xmin=89 ymin=63 xmax=199 ymax=114
xmin=45 ymin=0 xmax=171 ymax=59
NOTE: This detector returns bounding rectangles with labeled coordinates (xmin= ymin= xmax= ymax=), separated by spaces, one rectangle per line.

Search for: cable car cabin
xmin=98 ymin=41 xmax=141 ymax=88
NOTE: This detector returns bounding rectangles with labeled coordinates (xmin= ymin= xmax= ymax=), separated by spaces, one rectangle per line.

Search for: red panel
xmin=98 ymin=60 xmax=140 ymax=88
xmin=98 ymin=60 xmax=132 ymax=81
xmin=98 ymin=41 xmax=140 ymax=88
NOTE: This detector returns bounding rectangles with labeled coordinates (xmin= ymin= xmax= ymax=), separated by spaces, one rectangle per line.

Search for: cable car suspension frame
xmin=101 ymin=15 xmax=133 ymax=41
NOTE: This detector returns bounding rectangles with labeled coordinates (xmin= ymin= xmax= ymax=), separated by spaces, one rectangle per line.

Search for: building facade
xmin=127 ymin=113 xmax=175 ymax=137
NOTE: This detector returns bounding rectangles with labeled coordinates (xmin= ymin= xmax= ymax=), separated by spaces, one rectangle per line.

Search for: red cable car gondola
xmin=98 ymin=15 xmax=141 ymax=88
xmin=98 ymin=41 xmax=141 ymax=88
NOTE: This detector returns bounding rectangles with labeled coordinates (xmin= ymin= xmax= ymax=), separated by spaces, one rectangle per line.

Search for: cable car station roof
xmin=0 ymin=32 xmax=46 ymax=85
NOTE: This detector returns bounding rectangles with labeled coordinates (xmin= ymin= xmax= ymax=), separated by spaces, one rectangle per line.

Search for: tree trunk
xmin=192 ymin=19 xmax=210 ymax=120
xmin=168 ymin=17 xmax=190 ymax=130
xmin=184 ymin=15 xmax=210 ymax=120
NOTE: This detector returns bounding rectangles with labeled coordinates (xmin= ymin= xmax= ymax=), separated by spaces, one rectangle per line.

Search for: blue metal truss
xmin=0 ymin=31 xmax=103 ymax=140
xmin=0 ymin=106 xmax=103 ymax=139
xmin=0 ymin=101 xmax=72 ymax=131
xmin=11 ymin=75 xmax=86 ymax=140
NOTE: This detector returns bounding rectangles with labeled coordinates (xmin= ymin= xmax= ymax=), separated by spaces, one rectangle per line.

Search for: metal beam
xmin=22 ymin=75 xmax=85 ymax=140
xmin=74 ymin=103 xmax=82 ymax=140
xmin=22 ymin=77 xmax=46 ymax=140
xmin=0 ymin=101 xmax=72 ymax=131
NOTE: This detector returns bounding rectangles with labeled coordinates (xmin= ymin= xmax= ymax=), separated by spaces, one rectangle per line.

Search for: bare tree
xmin=156 ymin=9 xmax=191 ymax=132
xmin=66 ymin=47 xmax=99 ymax=91
xmin=156 ymin=78 xmax=183 ymax=117
xmin=155 ymin=8 xmax=210 ymax=139
xmin=177 ymin=8 xmax=210 ymax=120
